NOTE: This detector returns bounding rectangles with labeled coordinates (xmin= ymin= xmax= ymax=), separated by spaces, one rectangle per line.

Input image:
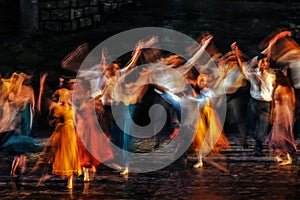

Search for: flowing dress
xmin=49 ymin=104 xmax=82 ymax=177
xmin=193 ymin=88 xmax=230 ymax=156
xmin=267 ymin=85 xmax=297 ymax=155
xmin=76 ymin=98 xmax=114 ymax=167
xmin=0 ymin=79 xmax=41 ymax=156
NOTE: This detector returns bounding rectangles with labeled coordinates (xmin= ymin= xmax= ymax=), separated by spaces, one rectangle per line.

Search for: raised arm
xmin=36 ymin=73 xmax=48 ymax=114
xmin=261 ymin=30 xmax=292 ymax=58
xmin=231 ymin=42 xmax=256 ymax=79
xmin=181 ymin=35 xmax=213 ymax=75
xmin=121 ymin=36 xmax=158 ymax=75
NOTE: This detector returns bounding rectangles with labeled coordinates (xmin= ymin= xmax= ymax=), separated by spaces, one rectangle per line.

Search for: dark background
xmin=0 ymin=0 xmax=300 ymax=136
xmin=0 ymin=0 xmax=299 ymax=71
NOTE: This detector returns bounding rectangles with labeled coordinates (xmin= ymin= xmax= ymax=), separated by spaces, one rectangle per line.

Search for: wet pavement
xmin=1 ymin=134 xmax=300 ymax=200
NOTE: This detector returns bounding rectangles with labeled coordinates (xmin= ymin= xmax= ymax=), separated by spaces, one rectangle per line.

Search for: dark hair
xmin=274 ymin=69 xmax=292 ymax=88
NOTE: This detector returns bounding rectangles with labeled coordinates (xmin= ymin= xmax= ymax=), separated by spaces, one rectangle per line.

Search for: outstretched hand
xmin=200 ymin=34 xmax=213 ymax=46
xmin=231 ymin=42 xmax=243 ymax=58
xmin=134 ymin=36 xmax=158 ymax=51
xmin=261 ymin=30 xmax=291 ymax=56
xmin=231 ymin=42 xmax=238 ymax=51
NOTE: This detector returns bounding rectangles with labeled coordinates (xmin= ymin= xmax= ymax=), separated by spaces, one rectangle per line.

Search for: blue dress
xmin=0 ymin=102 xmax=42 ymax=156
xmin=111 ymin=102 xmax=140 ymax=167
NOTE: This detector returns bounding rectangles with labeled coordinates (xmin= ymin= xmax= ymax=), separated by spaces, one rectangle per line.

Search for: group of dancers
xmin=0 ymin=28 xmax=300 ymax=189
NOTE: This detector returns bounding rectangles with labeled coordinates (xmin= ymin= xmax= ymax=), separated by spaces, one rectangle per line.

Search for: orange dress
xmin=49 ymin=104 xmax=82 ymax=177
xmin=193 ymin=89 xmax=230 ymax=155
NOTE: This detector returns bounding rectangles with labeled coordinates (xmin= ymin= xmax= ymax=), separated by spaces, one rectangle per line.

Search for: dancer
xmin=192 ymin=74 xmax=230 ymax=168
xmin=96 ymin=62 xmax=120 ymax=136
xmin=93 ymin=37 xmax=158 ymax=176
xmin=233 ymin=43 xmax=276 ymax=156
xmin=155 ymin=72 xmax=230 ymax=169
xmin=74 ymin=78 xmax=114 ymax=182
xmin=0 ymin=72 xmax=40 ymax=177
xmin=46 ymin=88 xmax=82 ymax=189
xmin=259 ymin=29 xmax=300 ymax=141
xmin=213 ymin=51 xmax=250 ymax=148
xmin=266 ymin=70 xmax=296 ymax=165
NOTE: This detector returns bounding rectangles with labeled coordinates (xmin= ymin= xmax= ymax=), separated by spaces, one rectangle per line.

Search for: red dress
xmin=76 ymin=98 xmax=114 ymax=168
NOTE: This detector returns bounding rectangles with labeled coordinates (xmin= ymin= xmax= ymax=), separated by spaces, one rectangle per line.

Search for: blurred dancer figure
xmin=0 ymin=72 xmax=39 ymax=177
xmin=47 ymin=88 xmax=82 ymax=189
xmin=213 ymin=51 xmax=250 ymax=148
xmin=192 ymin=74 xmax=230 ymax=168
xmin=74 ymin=79 xmax=113 ymax=182
xmin=266 ymin=70 xmax=296 ymax=165
xmin=260 ymin=29 xmax=300 ymax=140
xmin=233 ymin=43 xmax=276 ymax=156
xmin=94 ymin=37 xmax=157 ymax=176
xmin=96 ymin=62 xmax=120 ymax=136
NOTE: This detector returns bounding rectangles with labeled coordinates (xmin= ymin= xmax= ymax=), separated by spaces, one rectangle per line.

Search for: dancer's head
xmin=197 ymin=74 xmax=208 ymax=90
xmin=257 ymin=54 xmax=269 ymax=70
xmin=56 ymin=88 xmax=72 ymax=106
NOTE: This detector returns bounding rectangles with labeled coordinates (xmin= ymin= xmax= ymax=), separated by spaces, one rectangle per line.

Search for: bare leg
xmin=89 ymin=166 xmax=96 ymax=181
xmin=91 ymin=166 xmax=96 ymax=173
xmin=67 ymin=175 xmax=73 ymax=189
xmin=83 ymin=182 xmax=90 ymax=194
xmin=193 ymin=154 xmax=203 ymax=168
xmin=19 ymin=155 xmax=27 ymax=174
xmin=83 ymin=167 xmax=90 ymax=182
xmin=11 ymin=156 xmax=20 ymax=177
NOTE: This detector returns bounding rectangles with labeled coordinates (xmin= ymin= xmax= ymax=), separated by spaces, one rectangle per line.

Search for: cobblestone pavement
xmin=0 ymin=135 xmax=300 ymax=200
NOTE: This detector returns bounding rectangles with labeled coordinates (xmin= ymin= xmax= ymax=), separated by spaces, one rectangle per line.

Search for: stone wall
xmin=289 ymin=1 xmax=300 ymax=40
xmin=39 ymin=0 xmax=130 ymax=32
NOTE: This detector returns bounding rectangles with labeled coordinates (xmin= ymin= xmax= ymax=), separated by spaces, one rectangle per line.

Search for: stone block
xmin=70 ymin=0 xmax=77 ymax=7
xmin=79 ymin=17 xmax=92 ymax=27
xmin=51 ymin=9 xmax=74 ymax=20
xmin=74 ymin=8 xmax=83 ymax=18
xmin=57 ymin=0 xmax=70 ymax=8
xmin=103 ymin=3 xmax=112 ymax=12
xmin=38 ymin=1 xmax=57 ymax=9
xmin=77 ymin=0 xmax=90 ymax=7
xmin=290 ymin=23 xmax=296 ymax=28
xmin=44 ymin=21 xmax=61 ymax=32
xmin=40 ymin=10 xmax=50 ymax=21
xmin=90 ymin=0 xmax=101 ymax=6
xmin=93 ymin=14 xmax=101 ymax=22
xmin=62 ymin=20 xmax=79 ymax=31
xmin=83 ymin=6 xmax=99 ymax=16
xmin=111 ymin=3 xmax=118 ymax=10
